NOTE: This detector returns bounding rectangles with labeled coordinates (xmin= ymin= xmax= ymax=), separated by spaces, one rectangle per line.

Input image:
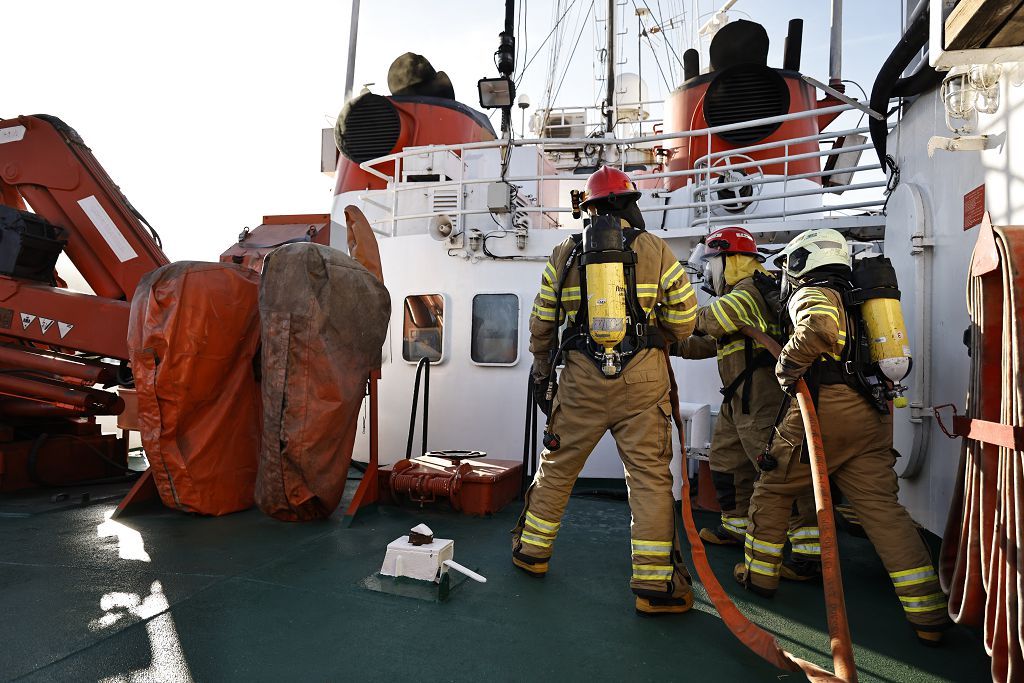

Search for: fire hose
xmin=665 ymin=326 xmax=856 ymax=683
xmin=939 ymin=222 xmax=1024 ymax=683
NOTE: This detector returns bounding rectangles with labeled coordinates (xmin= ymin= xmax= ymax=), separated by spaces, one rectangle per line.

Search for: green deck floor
xmin=0 ymin=484 xmax=992 ymax=682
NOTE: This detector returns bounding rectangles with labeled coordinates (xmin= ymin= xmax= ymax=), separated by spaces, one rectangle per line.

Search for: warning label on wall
xmin=964 ymin=184 xmax=985 ymax=230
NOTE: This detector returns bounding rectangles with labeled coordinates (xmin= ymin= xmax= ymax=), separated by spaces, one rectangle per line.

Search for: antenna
xmin=606 ymin=0 xmax=616 ymax=133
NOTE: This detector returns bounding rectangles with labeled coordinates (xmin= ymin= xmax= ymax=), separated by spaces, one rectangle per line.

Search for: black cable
xmin=632 ymin=0 xmax=672 ymax=92
xmin=549 ymin=0 xmax=595 ymax=112
xmin=645 ymin=0 xmax=685 ymax=71
xmin=522 ymin=373 xmax=534 ymax=497
xmin=404 ymin=357 xmax=431 ymax=459
xmin=654 ymin=0 xmax=680 ymax=84
xmin=516 ymin=0 xmax=577 ymax=87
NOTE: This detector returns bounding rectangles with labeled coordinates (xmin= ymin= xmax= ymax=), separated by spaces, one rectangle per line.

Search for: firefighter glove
xmin=534 ymin=377 xmax=555 ymax=417
xmin=775 ymin=357 xmax=803 ymax=394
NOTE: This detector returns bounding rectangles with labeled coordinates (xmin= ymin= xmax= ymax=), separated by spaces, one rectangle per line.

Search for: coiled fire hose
xmin=939 ymin=222 xmax=1024 ymax=683
xmin=665 ymin=325 xmax=856 ymax=683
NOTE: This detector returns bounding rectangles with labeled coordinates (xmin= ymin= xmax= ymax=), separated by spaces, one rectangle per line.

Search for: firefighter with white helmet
xmin=735 ymin=228 xmax=951 ymax=644
xmin=512 ymin=166 xmax=700 ymax=616
xmin=673 ymin=227 xmax=820 ymax=580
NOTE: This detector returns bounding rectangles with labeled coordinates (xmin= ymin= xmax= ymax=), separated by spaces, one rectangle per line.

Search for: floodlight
xmin=478 ymin=77 xmax=515 ymax=109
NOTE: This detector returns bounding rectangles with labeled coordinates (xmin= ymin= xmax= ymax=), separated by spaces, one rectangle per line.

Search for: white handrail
xmin=358 ymin=102 xmax=859 ymax=181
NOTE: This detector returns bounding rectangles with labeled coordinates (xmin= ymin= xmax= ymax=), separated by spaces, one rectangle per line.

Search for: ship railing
xmin=527 ymin=101 xmax=667 ymax=140
xmin=357 ymin=101 xmax=890 ymax=235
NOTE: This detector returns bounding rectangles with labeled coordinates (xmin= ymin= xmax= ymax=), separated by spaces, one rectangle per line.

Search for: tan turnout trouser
xmin=711 ymin=368 xmax=819 ymax=559
xmin=743 ymin=384 xmax=949 ymax=629
xmin=513 ymin=348 xmax=692 ymax=599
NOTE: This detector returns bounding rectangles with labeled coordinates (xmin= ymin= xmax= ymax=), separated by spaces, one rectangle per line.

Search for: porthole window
xmin=403 ymin=294 xmax=444 ymax=362
xmin=471 ymin=294 xmax=519 ymax=365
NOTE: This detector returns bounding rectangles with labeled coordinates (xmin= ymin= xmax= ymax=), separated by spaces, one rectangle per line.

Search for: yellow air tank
xmin=853 ymin=256 xmax=911 ymax=408
xmin=583 ymin=216 xmax=628 ymax=376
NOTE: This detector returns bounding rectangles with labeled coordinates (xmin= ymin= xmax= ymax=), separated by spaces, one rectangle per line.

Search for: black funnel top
xmin=709 ymin=20 xmax=769 ymax=71
xmin=387 ymin=53 xmax=456 ymax=100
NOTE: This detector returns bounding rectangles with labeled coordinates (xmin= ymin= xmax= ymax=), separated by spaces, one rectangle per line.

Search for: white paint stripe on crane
xmin=78 ymin=195 xmax=138 ymax=263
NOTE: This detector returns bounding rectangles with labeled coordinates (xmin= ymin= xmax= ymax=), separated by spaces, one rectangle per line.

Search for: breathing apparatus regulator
xmin=775 ymin=229 xmax=912 ymax=412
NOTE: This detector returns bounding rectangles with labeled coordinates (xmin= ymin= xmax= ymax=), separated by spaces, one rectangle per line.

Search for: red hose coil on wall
xmin=941 ymin=221 xmax=1024 ymax=682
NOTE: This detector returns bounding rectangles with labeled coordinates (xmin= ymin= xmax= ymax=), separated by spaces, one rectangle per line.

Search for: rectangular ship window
xmin=403 ymin=294 xmax=444 ymax=362
xmin=471 ymin=294 xmax=519 ymax=365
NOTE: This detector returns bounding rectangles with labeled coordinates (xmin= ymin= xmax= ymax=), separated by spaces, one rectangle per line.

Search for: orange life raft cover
xmin=128 ymin=262 xmax=262 ymax=516
xmin=256 ymin=243 xmax=390 ymax=521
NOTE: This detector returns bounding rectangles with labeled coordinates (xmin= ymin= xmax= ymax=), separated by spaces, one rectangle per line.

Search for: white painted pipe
xmin=672 ymin=402 xmax=712 ymax=500
xmin=443 ymin=560 xmax=487 ymax=583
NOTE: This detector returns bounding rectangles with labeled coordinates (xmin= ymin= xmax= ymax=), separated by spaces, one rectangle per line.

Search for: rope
xmin=664 ymin=327 xmax=856 ymax=681
xmin=940 ymin=223 xmax=1024 ymax=682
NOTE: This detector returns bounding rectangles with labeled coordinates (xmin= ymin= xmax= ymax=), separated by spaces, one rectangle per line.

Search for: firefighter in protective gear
xmin=734 ymin=229 xmax=951 ymax=644
xmin=513 ymin=166 xmax=700 ymax=616
xmin=672 ymin=228 xmax=820 ymax=580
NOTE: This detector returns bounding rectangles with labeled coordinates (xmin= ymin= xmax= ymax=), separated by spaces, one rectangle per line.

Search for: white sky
xmin=4 ymin=0 xmax=903 ymax=263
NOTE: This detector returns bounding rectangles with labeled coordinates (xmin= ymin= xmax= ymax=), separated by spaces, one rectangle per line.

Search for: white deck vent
xmin=431 ymin=188 xmax=460 ymax=232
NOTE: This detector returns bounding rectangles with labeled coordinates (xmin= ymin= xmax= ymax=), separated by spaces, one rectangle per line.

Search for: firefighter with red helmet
xmin=674 ymin=227 xmax=820 ymax=580
xmin=512 ymin=166 xmax=700 ymax=615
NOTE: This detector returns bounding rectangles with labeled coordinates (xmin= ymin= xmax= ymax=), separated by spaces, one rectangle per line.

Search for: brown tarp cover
xmin=128 ymin=262 xmax=262 ymax=516
xmin=256 ymin=243 xmax=390 ymax=521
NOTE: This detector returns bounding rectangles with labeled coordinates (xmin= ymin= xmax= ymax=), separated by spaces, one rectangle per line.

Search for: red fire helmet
xmin=703 ymin=226 xmax=764 ymax=261
xmin=580 ymin=166 xmax=641 ymax=209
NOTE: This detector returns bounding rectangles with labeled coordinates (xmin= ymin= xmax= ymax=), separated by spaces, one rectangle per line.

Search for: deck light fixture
xmin=941 ymin=65 xmax=978 ymax=133
xmin=478 ymin=77 xmax=515 ymax=109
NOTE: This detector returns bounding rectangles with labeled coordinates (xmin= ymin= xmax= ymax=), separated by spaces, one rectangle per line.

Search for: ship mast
xmin=605 ymin=0 xmax=616 ymax=133
xmin=344 ymin=0 xmax=361 ymax=102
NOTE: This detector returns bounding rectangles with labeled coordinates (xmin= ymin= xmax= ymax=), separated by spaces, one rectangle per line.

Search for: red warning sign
xmin=964 ymin=184 xmax=985 ymax=230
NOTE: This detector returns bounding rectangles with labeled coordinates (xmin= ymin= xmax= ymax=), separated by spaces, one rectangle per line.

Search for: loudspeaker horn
xmin=428 ymin=214 xmax=454 ymax=241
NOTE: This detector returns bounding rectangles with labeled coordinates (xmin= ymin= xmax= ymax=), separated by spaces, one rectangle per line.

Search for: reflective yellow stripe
xmin=717 ymin=338 xmax=761 ymax=359
xmin=636 ymin=283 xmax=658 ymax=295
xmin=745 ymin=554 xmax=781 ymax=577
xmin=721 ymin=294 xmax=755 ymax=328
xmin=532 ymin=304 xmax=557 ymax=322
xmin=710 ymin=300 xmax=737 ymax=333
xmin=631 ymin=564 xmax=674 ymax=580
xmin=525 ymin=511 xmax=560 ymax=533
xmin=804 ymin=305 xmax=841 ymax=327
xmin=660 ymin=262 xmax=685 ymax=290
xmin=890 ymin=566 xmax=938 ymax=588
xmin=543 ymin=263 xmax=556 ymax=285
xmin=521 ymin=532 xmax=552 ymax=548
xmin=732 ymin=290 xmax=767 ymax=331
xmin=792 ymin=543 xmax=822 ymax=556
xmin=539 ymin=284 xmax=557 ymax=303
xmin=666 ymin=287 xmax=692 ymax=304
xmin=660 ymin=307 xmax=697 ymax=324
xmin=721 ymin=515 xmax=747 ymax=535
xmin=745 ymin=533 xmax=784 ymax=557
xmin=899 ymin=592 xmax=947 ymax=613
xmin=788 ymin=526 xmax=819 ymax=541
xmin=631 ymin=539 xmax=672 ymax=556
xmin=561 ymin=286 xmax=581 ymax=302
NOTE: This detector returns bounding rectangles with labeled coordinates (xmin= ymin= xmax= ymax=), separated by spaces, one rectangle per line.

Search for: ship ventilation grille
xmin=703 ymin=65 xmax=790 ymax=146
xmin=431 ymin=189 xmax=460 ymax=230
xmin=338 ymin=94 xmax=401 ymax=163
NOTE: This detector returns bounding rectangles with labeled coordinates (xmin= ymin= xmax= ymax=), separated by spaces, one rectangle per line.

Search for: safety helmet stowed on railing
xmin=580 ymin=166 xmax=642 ymax=210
